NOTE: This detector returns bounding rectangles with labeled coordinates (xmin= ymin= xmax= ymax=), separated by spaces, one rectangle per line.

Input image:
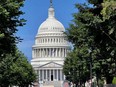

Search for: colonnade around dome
xmin=32 ymin=48 xmax=69 ymax=58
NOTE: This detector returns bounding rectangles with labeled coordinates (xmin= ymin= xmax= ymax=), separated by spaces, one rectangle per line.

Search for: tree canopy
xmin=0 ymin=50 xmax=36 ymax=87
xmin=63 ymin=0 xmax=116 ymax=86
xmin=0 ymin=1 xmax=36 ymax=87
xmin=0 ymin=0 xmax=26 ymax=56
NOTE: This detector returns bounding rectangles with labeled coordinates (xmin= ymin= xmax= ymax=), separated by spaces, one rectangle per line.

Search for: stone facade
xmin=31 ymin=1 xmax=70 ymax=87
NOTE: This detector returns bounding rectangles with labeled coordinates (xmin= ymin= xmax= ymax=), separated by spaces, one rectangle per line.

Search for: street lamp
xmin=88 ymin=49 xmax=92 ymax=87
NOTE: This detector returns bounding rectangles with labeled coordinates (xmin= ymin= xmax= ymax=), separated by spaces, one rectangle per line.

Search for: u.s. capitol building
xmin=31 ymin=1 xmax=70 ymax=87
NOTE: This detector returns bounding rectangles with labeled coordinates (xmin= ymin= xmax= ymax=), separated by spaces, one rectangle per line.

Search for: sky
xmin=17 ymin=0 xmax=86 ymax=61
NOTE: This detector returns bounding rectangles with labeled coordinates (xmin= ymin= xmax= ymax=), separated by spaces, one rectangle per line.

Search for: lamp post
xmin=88 ymin=49 xmax=92 ymax=87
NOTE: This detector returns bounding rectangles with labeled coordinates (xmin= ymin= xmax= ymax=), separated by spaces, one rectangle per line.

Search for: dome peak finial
xmin=50 ymin=0 xmax=53 ymax=7
xmin=48 ymin=0 xmax=55 ymax=18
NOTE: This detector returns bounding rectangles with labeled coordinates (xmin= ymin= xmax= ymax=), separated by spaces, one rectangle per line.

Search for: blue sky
xmin=17 ymin=0 xmax=86 ymax=61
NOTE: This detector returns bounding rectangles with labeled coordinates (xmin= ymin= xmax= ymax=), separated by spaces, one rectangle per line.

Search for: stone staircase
xmin=43 ymin=81 xmax=62 ymax=87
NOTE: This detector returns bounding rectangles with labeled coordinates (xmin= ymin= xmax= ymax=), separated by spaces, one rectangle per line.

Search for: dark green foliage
xmin=0 ymin=1 xmax=36 ymax=86
xmin=0 ymin=0 xmax=26 ymax=55
xmin=63 ymin=0 xmax=116 ymax=85
xmin=0 ymin=50 xmax=36 ymax=87
xmin=63 ymin=49 xmax=91 ymax=86
xmin=88 ymin=0 xmax=103 ymax=5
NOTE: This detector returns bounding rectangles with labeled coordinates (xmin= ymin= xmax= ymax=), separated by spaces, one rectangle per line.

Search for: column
xmin=46 ymin=38 xmax=48 ymax=43
xmin=36 ymin=49 xmax=37 ymax=57
xmin=54 ymin=48 xmax=56 ymax=57
xmin=32 ymin=49 xmax=34 ymax=58
xmin=64 ymin=75 xmax=66 ymax=80
xmin=43 ymin=48 xmax=44 ymax=57
xmin=47 ymin=48 xmax=49 ymax=57
xmin=35 ymin=49 xmax=36 ymax=57
xmin=49 ymin=69 xmax=51 ymax=81
xmin=65 ymin=48 xmax=67 ymax=57
xmin=39 ymin=49 xmax=40 ymax=57
xmin=34 ymin=49 xmax=36 ymax=57
xmin=57 ymin=69 xmax=58 ymax=81
xmin=40 ymin=48 xmax=41 ymax=57
xmin=37 ymin=49 xmax=38 ymax=57
xmin=42 ymin=48 xmax=43 ymax=57
xmin=64 ymin=48 xmax=66 ymax=57
xmin=42 ymin=70 xmax=44 ymax=81
xmin=60 ymin=48 xmax=62 ymax=57
xmin=48 ymin=48 xmax=50 ymax=57
xmin=37 ymin=49 xmax=39 ymax=57
xmin=44 ymin=70 xmax=46 ymax=80
xmin=53 ymin=69 xmax=54 ymax=81
xmin=60 ymin=70 xmax=62 ymax=81
xmin=45 ymin=48 xmax=47 ymax=57
xmin=62 ymin=48 xmax=64 ymax=57
xmin=39 ymin=70 xmax=40 ymax=81
xmin=46 ymin=69 xmax=47 ymax=81
xmin=56 ymin=48 xmax=57 ymax=57
xmin=42 ymin=48 xmax=44 ymax=57
xmin=42 ymin=49 xmax=44 ymax=57
xmin=40 ymin=70 xmax=42 ymax=81
xmin=50 ymin=48 xmax=51 ymax=57
xmin=61 ymin=48 xmax=63 ymax=57
xmin=58 ymin=48 xmax=59 ymax=57
xmin=59 ymin=48 xmax=61 ymax=57
xmin=52 ymin=48 xmax=54 ymax=57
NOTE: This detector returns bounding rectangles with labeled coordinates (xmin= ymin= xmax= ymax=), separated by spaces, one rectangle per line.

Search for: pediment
xmin=39 ymin=61 xmax=63 ymax=68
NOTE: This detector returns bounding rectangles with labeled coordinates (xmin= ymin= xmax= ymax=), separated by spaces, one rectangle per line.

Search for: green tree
xmin=64 ymin=0 xmax=116 ymax=85
xmin=0 ymin=0 xmax=26 ymax=56
xmin=112 ymin=77 xmax=116 ymax=84
xmin=0 ymin=50 xmax=36 ymax=87
xmin=63 ymin=49 xmax=90 ymax=86
xmin=0 ymin=1 xmax=36 ymax=86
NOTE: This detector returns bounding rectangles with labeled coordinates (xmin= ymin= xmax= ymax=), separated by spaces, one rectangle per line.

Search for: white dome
xmin=37 ymin=7 xmax=65 ymax=34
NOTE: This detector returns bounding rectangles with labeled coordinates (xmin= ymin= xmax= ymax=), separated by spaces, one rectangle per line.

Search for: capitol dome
xmin=31 ymin=1 xmax=70 ymax=87
xmin=37 ymin=6 xmax=65 ymax=34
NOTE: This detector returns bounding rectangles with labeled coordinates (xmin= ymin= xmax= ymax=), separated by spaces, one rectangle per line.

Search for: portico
xmin=37 ymin=69 xmax=65 ymax=81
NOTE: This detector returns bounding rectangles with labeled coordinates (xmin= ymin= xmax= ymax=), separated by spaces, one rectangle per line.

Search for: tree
xmin=0 ymin=1 xmax=36 ymax=86
xmin=64 ymin=0 xmax=116 ymax=85
xmin=112 ymin=77 xmax=116 ymax=84
xmin=0 ymin=50 xmax=36 ymax=87
xmin=63 ymin=49 xmax=90 ymax=86
xmin=0 ymin=0 xmax=26 ymax=56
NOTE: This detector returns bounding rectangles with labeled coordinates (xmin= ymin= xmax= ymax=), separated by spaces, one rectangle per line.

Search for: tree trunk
xmin=75 ymin=84 xmax=78 ymax=87
xmin=96 ymin=76 xmax=99 ymax=87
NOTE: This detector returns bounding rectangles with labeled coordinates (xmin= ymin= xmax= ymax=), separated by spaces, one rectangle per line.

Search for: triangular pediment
xmin=39 ymin=61 xmax=63 ymax=68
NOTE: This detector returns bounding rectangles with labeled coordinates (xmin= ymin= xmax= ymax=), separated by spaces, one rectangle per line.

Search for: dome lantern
xmin=37 ymin=0 xmax=65 ymax=34
xmin=48 ymin=7 xmax=55 ymax=18
xmin=48 ymin=0 xmax=55 ymax=18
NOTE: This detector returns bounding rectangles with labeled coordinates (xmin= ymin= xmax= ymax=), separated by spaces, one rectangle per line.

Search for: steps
xmin=43 ymin=81 xmax=62 ymax=87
